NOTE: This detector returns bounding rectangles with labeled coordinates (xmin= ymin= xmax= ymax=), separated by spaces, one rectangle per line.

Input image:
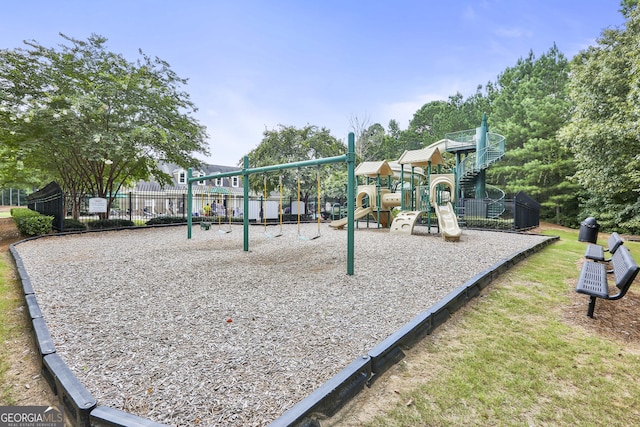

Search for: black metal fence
xmin=457 ymin=191 xmax=540 ymax=231
xmin=512 ymin=191 xmax=541 ymax=230
xmin=25 ymin=181 xmax=541 ymax=233
xmin=26 ymin=182 xmax=65 ymax=231
xmin=25 ymin=185 xmax=334 ymax=231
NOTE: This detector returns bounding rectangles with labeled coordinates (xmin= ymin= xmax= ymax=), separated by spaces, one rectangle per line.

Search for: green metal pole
xmin=243 ymin=156 xmax=250 ymax=252
xmin=347 ymin=132 xmax=355 ymax=276
xmin=410 ymin=166 xmax=415 ymax=210
xmin=400 ymin=165 xmax=405 ymax=211
xmin=376 ymin=173 xmax=381 ymax=228
xmin=187 ymin=168 xmax=193 ymax=239
xmin=476 ymin=113 xmax=488 ymax=199
xmin=427 ymin=161 xmax=431 ymax=231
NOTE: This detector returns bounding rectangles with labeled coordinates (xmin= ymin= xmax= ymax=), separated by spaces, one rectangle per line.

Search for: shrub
xmin=10 ymin=208 xmax=52 ymax=236
xmin=15 ymin=215 xmax=54 ymax=236
xmin=86 ymin=219 xmax=135 ymax=229
xmin=63 ymin=218 xmax=87 ymax=231
xmin=146 ymin=216 xmax=187 ymax=226
xmin=10 ymin=207 xmax=39 ymax=222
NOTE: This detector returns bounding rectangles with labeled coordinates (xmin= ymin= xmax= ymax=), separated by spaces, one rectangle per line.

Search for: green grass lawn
xmin=0 ymin=253 xmax=23 ymax=404
xmin=365 ymin=229 xmax=640 ymax=426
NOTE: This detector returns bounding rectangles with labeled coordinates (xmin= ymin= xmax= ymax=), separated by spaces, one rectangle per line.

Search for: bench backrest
xmin=612 ymin=246 xmax=639 ymax=297
xmin=608 ymin=232 xmax=624 ymax=254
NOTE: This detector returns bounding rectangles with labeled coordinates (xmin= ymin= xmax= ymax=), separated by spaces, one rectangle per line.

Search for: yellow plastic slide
xmin=433 ymin=201 xmax=461 ymax=241
xmin=329 ymin=206 xmax=373 ymax=229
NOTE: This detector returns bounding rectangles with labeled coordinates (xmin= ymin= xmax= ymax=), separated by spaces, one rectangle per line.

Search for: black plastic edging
xmin=269 ymin=355 xmax=372 ymax=427
xmin=90 ymin=406 xmax=169 ymax=427
xmin=25 ymin=294 xmax=43 ymax=319
xmin=43 ymin=353 xmax=97 ymax=427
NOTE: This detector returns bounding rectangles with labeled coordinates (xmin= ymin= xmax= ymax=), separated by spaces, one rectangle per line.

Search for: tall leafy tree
xmin=489 ymin=45 xmax=579 ymax=225
xmin=620 ymin=0 xmax=639 ymax=16
xmin=0 ymin=34 xmax=208 ymax=217
xmin=356 ymin=120 xmax=414 ymax=163
xmin=244 ymin=124 xmax=346 ymax=207
xmin=357 ymin=123 xmax=386 ymax=161
xmin=406 ymin=90 xmax=490 ymax=149
xmin=559 ymin=6 xmax=640 ymax=232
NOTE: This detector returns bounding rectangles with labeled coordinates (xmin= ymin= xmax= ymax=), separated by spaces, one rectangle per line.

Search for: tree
xmin=357 ymin=123 xmax=385 ymax=161
xmin=406 ymin=90 xmax=490 ymax=149
xmin=559 ymin=7 xmax=640 ymax=232
xmin=355 ymin=120 xmax=414 ymax=163
xmin=0 ymin=34 xmax=208 ymax=218
xmin=244 ymin=124 xmax=347 ymax=208
xmin=488 ymin=45 xmax=579 ymax=225
xmin=349 ymin=114 xmax=371 ymax=160
xmin=620 ymin=0 xmax=639 ymax=17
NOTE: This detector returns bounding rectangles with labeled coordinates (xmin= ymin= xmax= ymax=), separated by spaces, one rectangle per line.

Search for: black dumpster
xmin=578 ymin=217 xmax=599 ymax=243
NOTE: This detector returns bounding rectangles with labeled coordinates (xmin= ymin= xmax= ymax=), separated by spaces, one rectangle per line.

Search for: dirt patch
xmin=0 ymin=215 xmax=22 ymax=251
xmin=532 ymin=222 xmax=640 ymax=346
xmin=0 ymin=213 xmax=57 ymax=407
xmin=564 ymin=278 xmax=640 ymax=347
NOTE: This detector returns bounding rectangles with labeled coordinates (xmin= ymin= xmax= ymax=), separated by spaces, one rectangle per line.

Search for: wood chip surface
xmin=15 ymin=224 xmax=551 ymax=426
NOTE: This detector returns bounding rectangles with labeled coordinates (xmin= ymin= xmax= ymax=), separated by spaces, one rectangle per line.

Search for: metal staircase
xmin=444 ymin=127 xmax=506 ymax=218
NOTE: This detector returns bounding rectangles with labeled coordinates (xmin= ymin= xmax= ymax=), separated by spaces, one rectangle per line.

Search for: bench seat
xmin=584 ymin=244 xmax=605 ymax=262
xmin=576 ymin=261 xmax=608 ymax=299
xmin=576 ymin=245 xmax=638 ymax=317
xmin=585 ymin=232 xmax=623 ymax=262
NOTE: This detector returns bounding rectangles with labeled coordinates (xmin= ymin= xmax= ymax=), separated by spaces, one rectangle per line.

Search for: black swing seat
xmin=576 ymin=245 xmax=639 ymax=318
xmin=584 ymin=232 xmax=624 ymax=262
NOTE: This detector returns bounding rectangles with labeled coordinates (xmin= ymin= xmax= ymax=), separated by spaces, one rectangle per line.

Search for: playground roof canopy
xmin=397 ymin=146 xmax=445 ymax=167
xmin=355 ymin=160 xmax=394 ymax=178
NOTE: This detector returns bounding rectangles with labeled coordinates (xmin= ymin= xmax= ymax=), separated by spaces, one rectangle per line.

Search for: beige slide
xmin=433 ymin=201 xmax=461 ymax=241
xmin=329 ymin=206 xmax=373 ymax=229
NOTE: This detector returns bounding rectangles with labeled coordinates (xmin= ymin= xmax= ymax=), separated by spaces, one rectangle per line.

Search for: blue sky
xmin=1 ymin=1 xmax=627 ymax=166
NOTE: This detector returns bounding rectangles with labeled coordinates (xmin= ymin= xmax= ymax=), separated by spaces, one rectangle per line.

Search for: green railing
xmin=455 ymin=132 xmax=505 ymax=180
xmin=444 ymin=129 xmax=477 ymax=151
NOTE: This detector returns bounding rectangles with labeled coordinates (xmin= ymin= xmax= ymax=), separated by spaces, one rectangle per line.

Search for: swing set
xmin=201 ymin=189 xmax=233 ymax=233
xmin=263 ymin=174 xmax=282 ymax=238
xmin=186 ymin=133 xmax=356 ymax=275
xmin=262 ymin=168 xmax=322 ymax=240
xmin=296 ymin=168 xmax=322 ymax=240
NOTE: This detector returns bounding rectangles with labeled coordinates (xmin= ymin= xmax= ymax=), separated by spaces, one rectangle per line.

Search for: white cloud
xmin=493 ymin=27 xmax=534 ymax=38
xmin=463 ymin=5 xmax=477 ymax=21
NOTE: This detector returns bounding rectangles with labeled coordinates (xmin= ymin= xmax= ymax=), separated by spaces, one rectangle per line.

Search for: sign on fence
xmin=88 ymin=197 xmax=107 ymax=213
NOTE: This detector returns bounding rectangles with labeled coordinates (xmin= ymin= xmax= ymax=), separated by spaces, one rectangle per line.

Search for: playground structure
xmin=328 ymin=153 xmax=462 ymax=241
xmin=329 ymin=115 xmax=505 ymax=241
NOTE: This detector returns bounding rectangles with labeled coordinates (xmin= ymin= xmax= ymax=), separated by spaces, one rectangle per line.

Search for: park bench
xmin=575 ymin=245 xmax=638 ymax=318
xmin=584 ymin=232 xmax=624 ymax=262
